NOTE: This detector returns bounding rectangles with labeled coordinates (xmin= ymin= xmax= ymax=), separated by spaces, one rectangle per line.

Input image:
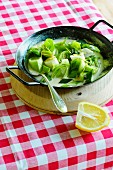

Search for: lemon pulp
xmin=75 ymin=102 xmax=110 ymax=132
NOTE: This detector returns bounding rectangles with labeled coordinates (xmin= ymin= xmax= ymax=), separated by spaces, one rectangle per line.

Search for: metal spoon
xmin=24 ymin=59 xmax=67 ymax=113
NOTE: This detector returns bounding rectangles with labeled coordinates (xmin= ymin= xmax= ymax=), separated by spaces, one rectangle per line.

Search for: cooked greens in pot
xmin=26 ymin=38 xmax=111 ymax=87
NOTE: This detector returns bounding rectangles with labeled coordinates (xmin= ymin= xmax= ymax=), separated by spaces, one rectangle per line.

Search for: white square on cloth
xmin=36 ymin=154 xmax=48 ymax=166
xmin=43 ymin=120 xmax=55 ymax=128
xmin=1 ymin=116 xmax=11 ymax=123
xmin=76 ymin=144 xmax=87 ymax=156
xmin=56 ymin=149 xmax=68 ymax=161
xmin=62 ymin=116 xmax=73 ymax=124
xmin=77 ymin=161 xmax=87 ymax=169
xmin=24 ymin=124 xmax=36 ymax=133
xmin=96 ymin=156 xmax=106 ymax=165
xmin=30 ymin=139 xmax=42 ymax=148
xmin=19 ymin=112 xmax=30 ymax=119
xmin=95 ymin=140 xmax=106 ymax=150
xmin=50 ymin=134 xmax=62 ymax=143
xmin=6 ymin=129 xmax=17 ymax=138
xmin=0 ymin=103 xmax=7 ymax=110
xmin=11 ymin=143 xmax=22 ymax=153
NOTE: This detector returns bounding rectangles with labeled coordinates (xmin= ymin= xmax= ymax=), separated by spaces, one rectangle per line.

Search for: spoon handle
xmin=42 ymin=74 xmax=67 ymax=113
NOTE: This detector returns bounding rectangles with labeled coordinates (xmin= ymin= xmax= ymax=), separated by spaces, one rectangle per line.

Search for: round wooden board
xmin=10 ymin=67 xmax=113 ymax=115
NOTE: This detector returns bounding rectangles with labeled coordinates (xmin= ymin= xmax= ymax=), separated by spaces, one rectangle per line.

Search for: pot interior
xmin=15 ymin=26 xmax=113 ymax=88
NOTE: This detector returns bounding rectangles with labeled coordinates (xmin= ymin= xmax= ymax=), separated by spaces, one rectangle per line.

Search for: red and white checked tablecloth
xmin=0 ymin=0 xmax=113 ymax=169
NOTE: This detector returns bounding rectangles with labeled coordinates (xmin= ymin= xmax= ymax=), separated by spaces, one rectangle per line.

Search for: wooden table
xmin=93 ymin=0 xmax=113 ymax=25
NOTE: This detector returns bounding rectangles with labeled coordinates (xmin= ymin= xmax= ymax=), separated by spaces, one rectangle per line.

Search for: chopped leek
xmin=26 ymin=38 xmax=110 ymax=87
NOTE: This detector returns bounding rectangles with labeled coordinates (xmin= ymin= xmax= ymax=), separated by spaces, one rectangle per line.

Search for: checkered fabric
xmin=0 ymin=0 xmax=113 ymax=169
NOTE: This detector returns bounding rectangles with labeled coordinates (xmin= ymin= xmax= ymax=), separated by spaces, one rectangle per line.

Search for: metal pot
xmin=6 ymin=20 xmax=113 ymax=87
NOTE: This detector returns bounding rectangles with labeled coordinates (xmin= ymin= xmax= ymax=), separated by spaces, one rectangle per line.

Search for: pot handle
xmin=6 ymin=66 xmax=40 ymax=86
xmin=90 ymin=19 xmax=113 ymax=30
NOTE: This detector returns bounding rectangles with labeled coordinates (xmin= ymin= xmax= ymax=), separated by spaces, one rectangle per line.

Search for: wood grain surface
xmin=93 ymin=0 xmax=113 ymax=25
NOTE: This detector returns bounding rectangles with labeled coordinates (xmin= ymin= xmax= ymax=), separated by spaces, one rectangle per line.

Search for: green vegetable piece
xmin=58 ymin=51 xmax=70 ymax=62
xmin=70 ymin=41 xmax=81 ymax=50
xmin=42 ymin=38 xmax=54 ymax=52
xmin=54 ymin=39 xmax=67 ymax=52
xmin=28 ymin=57 xmax=43 ymax=72
xmin=61 ymin=59 xmax=69 ymax=65
xmin=69 ymin=70 xmax=77 ymax=78
xmin=85 ymin=64 xmax=98 ymax=74
xmin=44 ymin=56 xmax=59 ymax=69
xmin=28 ymin=47 xmax=41 ymax=57
xmin=82 ymin=44 xmax=100 ymax=52
xmin=52 ymin=59 xmax=70 ymax=78
xmin=52 ymin=64 xmax=69 ymax=78
xmin=41 ymin=50 xmax=52 ymax=58
xmin=70 ymin=53 xmax=85 ymax=61
xmin=86 ymin=71 xmax=93 ymax=83
xmin=103 ymin=59 xmax=111 ymax=69
xmin=70 ymin=58 xmax=85 ymax=73
xmin=41 ymin=38 xmax=55 ymax=58
xmin=42 ymin=65 xmax=50 ymax=74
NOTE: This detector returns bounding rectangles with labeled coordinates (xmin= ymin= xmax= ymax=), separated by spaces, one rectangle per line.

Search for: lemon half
xmin=75 ymin=102 xmax=110 ymax=132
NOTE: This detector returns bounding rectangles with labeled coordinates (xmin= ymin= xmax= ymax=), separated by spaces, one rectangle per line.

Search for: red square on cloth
xmin=0 ymin=139 xmax=10 ymax=148
xmin=5 ymin=21 xmax=14 ymax=26
xmin=87 ymin=151 xmax=97 ymax=160
xmin=104 ymin=161 xmax=113 ymax=169
xmin=39 ymin=23 xmax=47 ymax=28
xmin=37 ymin=129 xmax=49 ymax=138
xmin=34 ymin=15 xmax=43 ymax=20
xmin=82 ymin=133 xmax=95 ymax=143
xmin=9 ymin=29 xmax=18 ymax=34
xmin=7 ymin=107 xmax=18 ymax=115
xmin=106 ymin=147 xmax=113 ymax=156
xmin=16 ymin=11 xmax=24 ymax=15
xmin=2 ymin=49 xmax=12 ymax=55
xmin=12 ymin=3 xmax=20 ymax=8
xmin=3 ymin=154 xmax=15 ymax=164
xmin=49 ymin=13 xmax=57 ymax=18
xmin=2 ymin=95 xmax=13 ymax=103
xmin=0 ymin=5 xmax=6 ymax=10
xmin=63 ymin=139 xmax=75 ymax=148
xmin=44 ymin=6 xmax=52 ymax=10
xmin=0 ymin=124 xmax=5 ymax=132
xmin=24 ymin=26 xmax=32 ymax=31
xmin=57 ymin=3 xmax=65 ymax=7
xmin=23 ymin=149 xmax=35 ymax=158
xmin=12 ymin=120 xmax=24 ymax=129
xmin=2 ymin=14 xmax=10 ymax=18
xmin=48 ymin=161 xmax=59 ymax=169
xmin=31 ymin=116 xmax=43 ymax=124
xmin=63 ymin=10 xmax=71 ymax=15
xmin=68 ymin=156 xmax=78 ymax=165
xmin=0 ymin=84 xmax=9 ymax=91
xmin=30 ymin=8 xmax=38 ymax=13
xmin=20 ymin=18 xmax=28 ymax=23
xmin=18 ymin=134 xmax=29 ymax=143
xmin=101 ymin=129 xmax=113 ymax=139
xmin=43 ymin=143 xmax=56 ymax=153
xmin=13 ymin=37 xmax=22 ymax=43
xmin=56 ymin=124 xmax=68 ymax=133
xmin=0 ymin=41 xmax=7 ymax=46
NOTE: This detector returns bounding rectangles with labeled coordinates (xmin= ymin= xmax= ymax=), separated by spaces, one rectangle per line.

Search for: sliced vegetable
xmin=26 ymin=38 xmax=110 ymax=87
xmin=52 ymin=59 xmax=70 ymax=78
xmin=82 ymin=43 xmax=100 ymax=52
xmin=28 ymin=56 xmax=43 ymax=72
xmin=44 ymin=56 xmax=59 ymax=69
